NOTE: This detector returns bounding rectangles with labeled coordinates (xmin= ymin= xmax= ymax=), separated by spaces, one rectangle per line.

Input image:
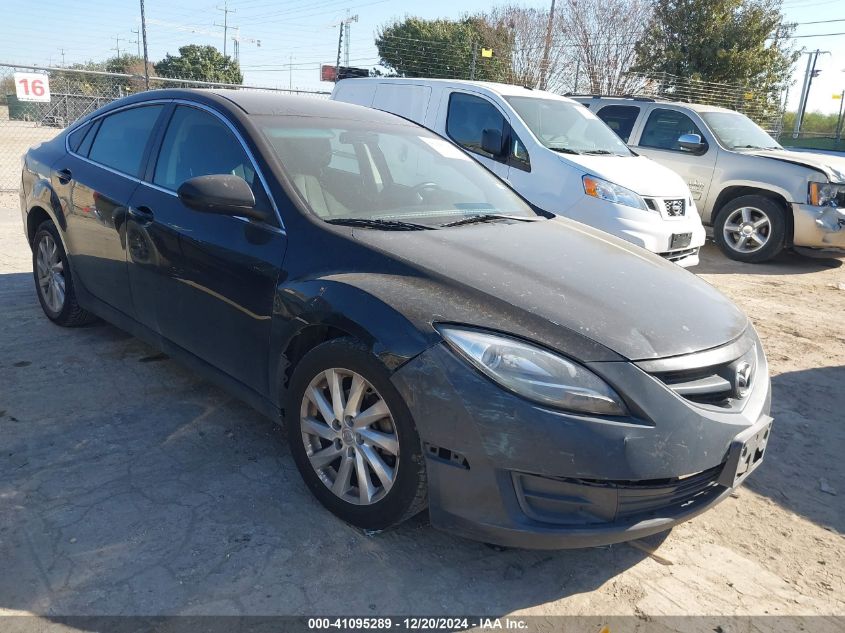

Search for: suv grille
xmin=664 ymin=199 xmax=686 ymax=216
xmin=660 ymin=247 xmax=698 ymax=262
xmin=636 ymin=335 xmax=758 ymax=409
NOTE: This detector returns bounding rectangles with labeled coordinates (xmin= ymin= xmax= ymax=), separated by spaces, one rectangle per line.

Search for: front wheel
xmin=285 ymin=338 xmax=427 ymax=530
xmin=713 ymin=195 xmax=787 ymax=263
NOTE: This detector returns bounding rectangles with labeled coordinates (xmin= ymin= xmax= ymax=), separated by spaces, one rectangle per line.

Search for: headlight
xmin=437 ymin=326 xmax=628 ymax=416
xmin=582 ymin=175 xmax=648 ymax=211
xmin=809 ymin=181 xmax=845 ymax=207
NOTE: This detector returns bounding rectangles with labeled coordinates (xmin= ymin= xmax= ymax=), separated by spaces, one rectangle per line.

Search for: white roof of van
xmin=337 ymin=77 xmax=575 ymax=102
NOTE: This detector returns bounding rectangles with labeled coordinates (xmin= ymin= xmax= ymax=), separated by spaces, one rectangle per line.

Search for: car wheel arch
xmin=713 ymin=185 xmax=793 ymax=244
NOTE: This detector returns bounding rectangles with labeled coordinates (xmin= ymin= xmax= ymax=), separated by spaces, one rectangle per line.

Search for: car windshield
xmin=254 ymin=117 xmax=538 ymax=227
xmin=700 ymin=111 xmax=781 ymax=150
xmin=504 ymin=96 xmax=632 ymax=156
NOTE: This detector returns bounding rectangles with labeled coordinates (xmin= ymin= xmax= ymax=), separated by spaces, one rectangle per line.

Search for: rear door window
xmin=638 ymin=108 xmax=706 ymax=152
xmin=596 ymin=105 xmax=641 ymax=143
xmin=87 ymin=105 xmax=164 ymax=176
xmin=446 ymin=92 xmax=506 ymax=158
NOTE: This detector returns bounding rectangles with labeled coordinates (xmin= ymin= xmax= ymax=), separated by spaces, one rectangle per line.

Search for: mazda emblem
xmin=735 ymin=362 xmax=753 ymax=398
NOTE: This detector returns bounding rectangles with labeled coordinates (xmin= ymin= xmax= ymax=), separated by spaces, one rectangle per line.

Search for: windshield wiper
xmin=325 ymin=218 xmax=435 ymax=231
xmin=734 ymin=145 xmax=779 ymax=151
xmin=581 ymin=149 xmax=616 ymax=155
xmin=440 ymin=214 xmax=539 ymax=228
xmin=548 ymin=147 xmax=581 ymax=155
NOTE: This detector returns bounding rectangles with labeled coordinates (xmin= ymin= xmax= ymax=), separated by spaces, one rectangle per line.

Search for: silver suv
xmin=574 ymin=96 xmax=845 ymax=262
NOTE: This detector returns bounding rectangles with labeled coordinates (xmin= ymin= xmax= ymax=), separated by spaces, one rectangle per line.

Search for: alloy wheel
xmin=722 ymin=206 xmax=771 ymax=254
xmin=299 ymin=368 xmax=400 ymax=505
xmin=36 ymin=234 xmax=65 ymax=313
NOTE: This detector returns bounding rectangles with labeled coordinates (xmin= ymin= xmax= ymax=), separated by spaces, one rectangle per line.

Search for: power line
xmin=215 ymin=1 xmax=236 ymax=56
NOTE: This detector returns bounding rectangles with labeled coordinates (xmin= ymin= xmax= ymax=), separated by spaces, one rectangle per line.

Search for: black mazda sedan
xmin=20 ymin=90 xmax=772 ymax=548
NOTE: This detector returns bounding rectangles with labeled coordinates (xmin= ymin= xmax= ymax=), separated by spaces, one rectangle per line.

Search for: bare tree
xmin=558 ymin=0 xmax=652 ymax=95
xmin=482 ymin=5 xmax=574 ymax=92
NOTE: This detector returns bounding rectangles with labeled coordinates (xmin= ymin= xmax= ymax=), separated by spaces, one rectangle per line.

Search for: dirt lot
xmin=0 ymin=193 xmax=843 ymax=623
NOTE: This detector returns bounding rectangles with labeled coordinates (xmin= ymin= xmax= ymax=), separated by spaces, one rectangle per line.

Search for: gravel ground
xmin=0 ymin=193 xmax=843 ymax=622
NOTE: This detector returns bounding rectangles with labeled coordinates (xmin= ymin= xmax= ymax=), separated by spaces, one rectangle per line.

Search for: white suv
xmin=575 ymin=96 xmax=845 ymax=262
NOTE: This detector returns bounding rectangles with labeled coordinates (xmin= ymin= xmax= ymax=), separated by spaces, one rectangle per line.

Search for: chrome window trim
xmin=64 ymin=98 xmax=285 ymax=232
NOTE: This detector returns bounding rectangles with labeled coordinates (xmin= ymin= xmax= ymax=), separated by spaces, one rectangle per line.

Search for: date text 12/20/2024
xmin=308 ymin=617 xmax=530 ymax=630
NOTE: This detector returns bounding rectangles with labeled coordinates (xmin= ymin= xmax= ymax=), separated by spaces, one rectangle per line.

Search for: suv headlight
xmin=809 ymin=181 xmax=845 ymax=207
xmin=582 ymin=175 xmax=648 ymax=211
xmin=437 ymin=326 xmax=628 ymax=416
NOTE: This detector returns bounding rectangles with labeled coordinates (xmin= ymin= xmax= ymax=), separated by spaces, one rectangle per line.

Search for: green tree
xmin=633 ymin=0 xmax=798 ymax=90
xmin=375 ymin=17 xmax=512 ymax=81
xmin=154 ymin=45 xmax=243 ymax=84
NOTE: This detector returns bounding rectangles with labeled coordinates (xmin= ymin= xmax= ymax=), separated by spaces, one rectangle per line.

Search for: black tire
xmin=713 ymin=195 xmax=787 ymax=263
xmin=32 ymin=221 xmax=96 ymax=327
xmin=285 ymin=337 xmax=427 ymax=530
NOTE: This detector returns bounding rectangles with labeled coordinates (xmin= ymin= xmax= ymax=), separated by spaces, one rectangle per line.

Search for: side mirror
xmin=678 ymin=133 xmax=706 ymax=153
xmin=177 ymin=174 xmax=269 ymax=222
xmin=481 ymin=128 xmax=505 ymax=157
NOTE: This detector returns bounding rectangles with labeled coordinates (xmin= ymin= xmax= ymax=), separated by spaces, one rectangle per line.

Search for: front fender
xmin=268 ymin=275 xmax=440 ymax=406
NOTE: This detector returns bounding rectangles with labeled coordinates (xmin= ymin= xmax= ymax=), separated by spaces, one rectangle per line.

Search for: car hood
xmin=555 ymin=152 xmax=692 ymax=198
xmin=352 ymin=217 xmax=748 ymax=361
xmin=747 ymin=148 xmax=845 ymax=183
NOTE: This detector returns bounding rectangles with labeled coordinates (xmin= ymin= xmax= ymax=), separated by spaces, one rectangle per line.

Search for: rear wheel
xmin=32 ymin=221 xmax=95 ymax=326
xmin=285 ymin=338 xmax=427 ymax=530
xmin=713 ymin=195 xmax=787 ymax=263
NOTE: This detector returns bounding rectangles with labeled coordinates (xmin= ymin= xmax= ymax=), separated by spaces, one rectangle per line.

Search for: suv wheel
xmin=285 ymin=338 xmax=427 ymax=530
xmin=714 ymin=195 xmax=787 ymax=263
xmin=32 ymin=221 xmax=95 ymax=326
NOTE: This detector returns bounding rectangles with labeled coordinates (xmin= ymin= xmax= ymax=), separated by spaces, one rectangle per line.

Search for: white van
xmin=332 ymin=78 xmax=706 ymax=266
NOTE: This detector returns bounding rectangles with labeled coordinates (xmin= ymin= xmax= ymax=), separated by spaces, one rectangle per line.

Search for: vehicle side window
xmin=596 ymin=105 xmax=640 ymax=143
xmin=638 ymin=108 xmax=706 ymax=152
xmin=77 ymin=120 xmax=100 ymax=157
xmin=446 ymin=92 xmax=506 ymax=158
xmin=87 ymin=105 xmax=163 ymax=176
xmin=153 ymin=105 xmax=269 ymax=206
xmin=68 ymin=122 xmax=92 ymax=153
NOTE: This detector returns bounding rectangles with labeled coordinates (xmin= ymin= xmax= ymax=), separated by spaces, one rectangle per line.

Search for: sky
xmin=0 ymin=0 xmax=843 ymax=115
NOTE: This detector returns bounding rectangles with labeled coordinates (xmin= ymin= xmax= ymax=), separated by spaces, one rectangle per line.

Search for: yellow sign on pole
xmin=834 ymin=93 xmax=843 ymax=100
xmin=481 ymin=48 xmax=493 ymax=58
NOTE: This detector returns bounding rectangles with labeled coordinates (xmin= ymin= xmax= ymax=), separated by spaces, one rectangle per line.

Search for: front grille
xmin=637 ymin=336 xmax=758 ymax=410
xmin=616 ymin=465 xmax=723 ymax=519
xmin=664 ymin=199 xmax=686 ymax=216
xmin=660 ymin=247 xmax=698 ymax=262
xmin=512 ymin=464 xmax=724 ymax=526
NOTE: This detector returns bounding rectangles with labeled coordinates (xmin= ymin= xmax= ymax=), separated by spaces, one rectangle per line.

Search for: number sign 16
xmin=14 ymin=72 xmax=51 ymax=103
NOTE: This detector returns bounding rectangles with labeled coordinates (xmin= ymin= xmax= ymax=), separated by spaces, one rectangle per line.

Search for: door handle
xmin=131 ymin=205 xmax=155 ymax=221
xmin=56 ymin=168 xmax=72 ymax=184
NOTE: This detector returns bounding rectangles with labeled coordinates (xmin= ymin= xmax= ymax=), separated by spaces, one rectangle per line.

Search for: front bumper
xmin=559 ymin=196 xmax=706 ymax=263
xmin=391 ymin=333 xmax=771 ymax=549
xmin=792 ymin=202 xmax=845 ymax=251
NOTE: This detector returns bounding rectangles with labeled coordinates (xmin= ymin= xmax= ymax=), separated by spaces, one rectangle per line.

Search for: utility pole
xmin=538 ymin=0 xmax=556 ymax=90
xmin=131 ymin=28 xmax=141 ymax=57
xmin=335 ymin=21 xmax=343 ymax=77
xmin=289 ymin=54 xmax=293 ymax=90
xmin=793 ymin=49 xmax=830 ymax=138
xmin=470 ymin=41 xmax=478 ymax=80
xmin=344 ymin=11 xmax=358 ymax=67
xmin=59 ymin=48 xmax=66 ymax=67
xmin=139 ymin=0 xmax=150 ymax=89
xmin=216 ymin=1 xmax=236 ymax=56
xmin=835 ymin=89 xmax=845 ymax=142
xmin=112 ymin=35 xmax=126 ymax=59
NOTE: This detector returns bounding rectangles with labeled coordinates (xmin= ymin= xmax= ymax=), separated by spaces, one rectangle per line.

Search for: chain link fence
xmin=0 ymin=63 xmax=330 ymax=192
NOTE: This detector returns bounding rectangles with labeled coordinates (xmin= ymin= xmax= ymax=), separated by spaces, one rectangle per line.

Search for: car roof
xmin=113 ymin=88 xmax=419 ymax=124
xmin=571 ymin=95 xmax=738 ymax=114
xmin=336 ymin=77 xmax=577 ymax=103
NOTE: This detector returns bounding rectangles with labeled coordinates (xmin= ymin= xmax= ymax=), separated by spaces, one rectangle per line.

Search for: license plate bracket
xmin=718 ymin=416 xmax=773 ymax=488
xmin=670 ymin=232 xmax=692 ymax=250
